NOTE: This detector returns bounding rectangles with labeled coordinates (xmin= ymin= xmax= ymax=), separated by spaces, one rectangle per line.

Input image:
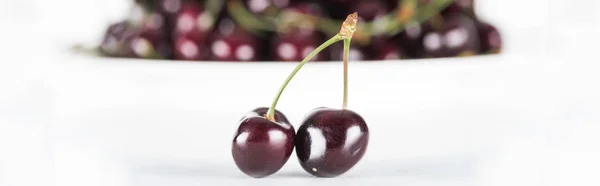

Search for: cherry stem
xmin=266 ymin=35 xmax=343 ymax=121
xmin=342 ymin=38 xmax=351 ymax=109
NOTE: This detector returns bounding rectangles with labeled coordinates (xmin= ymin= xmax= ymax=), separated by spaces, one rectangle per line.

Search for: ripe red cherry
xmin=100 ymin=13 xmax=172 ymax=59
xmin=232 ymin=107 xmax=295 ymax=178
xmin=272 ymin=32 xmax=324 ymax=61
xmin=295 ymin=108 xmax=369 ymax=177
xmin=208 ymin=19 xmax=263 ymax=61
xmin=477 ymin=21 xmax=502 ymax=54
xmin=173 ymin=1 xmax=214 ymax=44
xmin=416 ymin=13 xmax=480 ymax=58
xmin=173 ymin=35 xmax=208 ymax=60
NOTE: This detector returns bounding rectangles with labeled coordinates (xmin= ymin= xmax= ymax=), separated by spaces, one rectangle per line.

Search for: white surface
xmin=2 ymin=0 xmax=600 ymax=186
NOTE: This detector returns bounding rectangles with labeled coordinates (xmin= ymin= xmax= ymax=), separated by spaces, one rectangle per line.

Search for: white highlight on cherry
xmin=180 ymin=40 xmax=199 ymax=58
xmin=249 ymin=0 xmax=270 ymax=13
xmin=132 ymin=37 xmax=152 ymax=57
xmin=445 ymin=28 xmax=468 ymax=48
xmin=278 ymin=42 xmax=297 ymax=60
xmin=307 ymin=127 xmax=326 ymax=160
xmin=424 ymin=33 xmax=442 ymax=51
xmin=212 ymin=40 xmax=231 ymax=58
xmin=177 ymin=14 xmax=194 ymax=33
xmin=268 ymin=130 xmax=286 ymax=144
xmin=344 ymin=126 xmax=362 ymax=149
xmin=236 ymin=132 xmax=249 ymax=145
xmin=236 ymin=44 xmax=255 ymax=61
xmin=302 ymin=46 xmax=315 ymax=59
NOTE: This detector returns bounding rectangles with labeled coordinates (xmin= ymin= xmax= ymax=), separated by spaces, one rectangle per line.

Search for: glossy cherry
xmin=295 ymin=108 xmax=369 ymax=177
xmin=415 ymin=13 xmax=480 ymax=58
xmin=232 ymin=107 xmax=295 ymax=178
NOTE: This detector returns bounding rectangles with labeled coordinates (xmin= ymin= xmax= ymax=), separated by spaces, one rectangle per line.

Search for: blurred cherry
xmin=477 ymin=21 xmax=502 ymax=54
xmin=208 ymin=18 xmax=263 ymax=61
xmin=415 ymin=13 xmax=480 ymax=58
xmin=173 ymin=1 xmax=214 ymax=43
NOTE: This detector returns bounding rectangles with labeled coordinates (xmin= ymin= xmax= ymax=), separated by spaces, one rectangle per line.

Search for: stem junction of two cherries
xmin=265 ymin=12 xmax=358 ymax=121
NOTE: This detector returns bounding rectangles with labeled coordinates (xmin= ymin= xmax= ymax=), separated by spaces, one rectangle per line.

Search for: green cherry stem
xmin=265 ymin=35 xmax=343 ymax=121
xmin=342 ymin=38 xmax=351 ymax=109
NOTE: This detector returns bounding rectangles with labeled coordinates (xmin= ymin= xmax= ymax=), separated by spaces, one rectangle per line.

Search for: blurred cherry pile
xmin=99 ymin=0 xmax=502 ymax=61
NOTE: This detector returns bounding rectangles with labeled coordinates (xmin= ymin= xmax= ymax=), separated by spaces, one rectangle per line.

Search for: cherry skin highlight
xmin=232 ymin=107 xmax=295 ymax=178
xmin=295 ymin=107 xmax=369 ymax=177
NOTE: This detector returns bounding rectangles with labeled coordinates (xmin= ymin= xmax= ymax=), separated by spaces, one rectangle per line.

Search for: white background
xmin=1 ymin=0 xmax=600 ymax=185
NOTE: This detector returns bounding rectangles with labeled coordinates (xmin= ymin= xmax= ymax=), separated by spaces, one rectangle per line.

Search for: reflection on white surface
xmin=307 ymin=127 xmax=326 ymax=160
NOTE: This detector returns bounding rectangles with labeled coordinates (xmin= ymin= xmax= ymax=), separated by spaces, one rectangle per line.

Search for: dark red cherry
xmin=208 ymin=19 xmax=262 ymax=61
xmin=100 ymin=16 xmax=171 ymax=59
xmin=173 ymin=35 xmax=208 ymax=60
xmin=416 ymin=13 xmax=480 ymax=58
xmin=295 ymin=108 xmax=369 ymax=177
xmin=173 ymin=1 xmax=214 ymax=43
xmin=232 ymin=107 xmax=295 ymax=178
xmin=477 ymin=22 xmax=502 ymax=54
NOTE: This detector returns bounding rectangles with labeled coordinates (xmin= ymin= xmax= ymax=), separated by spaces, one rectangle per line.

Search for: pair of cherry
xmin=231 ymin=13 xmax=369 ymax=178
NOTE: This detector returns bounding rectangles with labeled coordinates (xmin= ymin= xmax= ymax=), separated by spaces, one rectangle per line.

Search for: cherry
xmin=232 ymin=107 xmax=295 ymax=178
xmin=477 ymin=21 xmax=502 ymax=54
xmin=208 ymin=18 xmax=263 ymax=61
xmin=100 ymin=21 xmax=133 ymax=57
xmin=172 ymin=1 xmax=214 ymax=44
xmin=173 ymin=35 xmax=208 ymax=60
xmin=100 ymin=13 xmax=172 ymax=59
xmin=293 ymin=13 xmax=368 ymax=177
xmin=415 ymin=13 xmax=480 ymax=58
xmin=295 ymin=108 xmax=369 ymax=177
